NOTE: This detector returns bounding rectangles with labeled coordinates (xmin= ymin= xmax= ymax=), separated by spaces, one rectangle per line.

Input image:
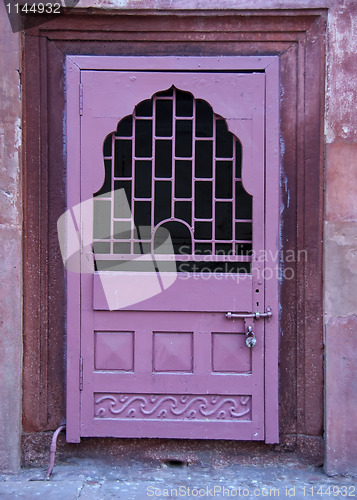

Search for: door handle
xmin=225 ymin=307 xmax=272 ymax=320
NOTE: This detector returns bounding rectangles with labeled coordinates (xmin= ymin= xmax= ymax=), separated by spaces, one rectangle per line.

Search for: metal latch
xmin=225 ymin=306 xmax=272 ymax=320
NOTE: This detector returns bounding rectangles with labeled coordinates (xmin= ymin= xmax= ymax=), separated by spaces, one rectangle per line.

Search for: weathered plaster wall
xmin=65 ymin=0 xmax=357 ymax=475
xmin=324 ymin=0 xmax=357 ymax=477
xmin=0 ymin=0 xmax=356 ymax=475
xmin=65 ymin=0 xmax=357 ymax=476
xmin=0 ymin=1 xmax=22 ymax=473
xmin=74 ymin=0 xmax=334 ymax=9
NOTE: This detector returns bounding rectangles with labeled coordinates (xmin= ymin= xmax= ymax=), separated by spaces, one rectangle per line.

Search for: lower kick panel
xmin=88 ymin=393 xmax=262 ymax=440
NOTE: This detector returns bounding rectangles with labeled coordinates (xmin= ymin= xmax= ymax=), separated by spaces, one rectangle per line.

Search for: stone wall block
xmin=0 ymin=227 xmax=22 ymax=472
xmin=324 ymin=221 xmax=357 ymax=318
xmin=0 ymin=2 xmax=22 ymax=473
xmin=0 ymin=4 xmax=21 ymax=227
xmin=326 ymin=143 xmax=357 ymax=222
xmin=326 ymin=1 xmax=357 ymax=143
xmin=325 ymin=315 xmax=357 ymax=476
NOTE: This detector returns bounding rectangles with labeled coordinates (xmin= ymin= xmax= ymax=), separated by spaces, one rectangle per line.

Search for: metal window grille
xmin=93 ymin=87 xmax=252 ymax=273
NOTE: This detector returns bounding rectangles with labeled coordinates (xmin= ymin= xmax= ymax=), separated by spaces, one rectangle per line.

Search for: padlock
xmin=245 ymin=325 xmax=257 ymax=348
xmin=246 ymin=336 xmax=257 ymax=348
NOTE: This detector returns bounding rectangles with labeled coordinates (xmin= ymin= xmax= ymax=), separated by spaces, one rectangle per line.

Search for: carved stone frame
xmin=22 ymin=10 xmax=326 ymax=463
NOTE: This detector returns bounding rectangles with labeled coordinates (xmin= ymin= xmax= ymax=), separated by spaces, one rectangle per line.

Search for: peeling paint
xmin=14 ymin=117 xmax=21 ymax=150
xmin=280 ymin=174 xmax=288 ymax=215
xmin=0 ymin=189 xmax=13 ymax=199
xmin=0 ymin=0 xmax=22 ymax=473
xmin=326 ymin=0 xmax=357 ymax=142
xmin=345 ymin=247 xmax=357 ymax=274
xmin=280 ymin=137 xmax=285 ymax=157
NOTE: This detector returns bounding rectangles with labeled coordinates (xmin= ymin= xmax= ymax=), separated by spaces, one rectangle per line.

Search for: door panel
xmin=92 ymin=272 xmax=254 ymax=311
xmin=82 ymin=311 xmax=263 ymax=440
xmin=65 ymin=57 xmax=279 ymax=443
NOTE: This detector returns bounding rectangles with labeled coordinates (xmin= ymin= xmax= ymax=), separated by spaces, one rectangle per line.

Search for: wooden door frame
xmin=22 ymin=9 xmax=325 ymax=461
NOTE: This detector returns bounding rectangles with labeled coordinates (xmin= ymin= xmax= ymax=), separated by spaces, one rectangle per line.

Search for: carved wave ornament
xmin=95 ymin=394 xmax=251 ymax=421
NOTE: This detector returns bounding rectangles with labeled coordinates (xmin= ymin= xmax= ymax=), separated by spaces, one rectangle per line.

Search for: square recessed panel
xmin=95 ymin=331 xmax=134 ymax=371
xmin=212 ymin=333 xmax=251 ymax=373
xmin=153 ymin=332 xmax=193 ymax=372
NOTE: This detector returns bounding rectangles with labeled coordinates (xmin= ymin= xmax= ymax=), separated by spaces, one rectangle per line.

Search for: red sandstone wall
xmin=0 ymin=0 xmax=356 ymax=475
xmin=0 ymin=1 xmax=22 ymax=473
xmin=324 ymin=0 xmax=357 ymax=477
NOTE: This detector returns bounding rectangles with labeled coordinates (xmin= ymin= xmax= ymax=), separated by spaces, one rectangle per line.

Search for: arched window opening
xmin=93 ymin=86 xmax=252 ymax=273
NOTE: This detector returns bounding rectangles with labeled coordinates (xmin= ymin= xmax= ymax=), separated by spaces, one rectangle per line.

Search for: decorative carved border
xmin=95 ymin=394 xmax=251 ymax=421
xmin=22 ymin=9 xmax=325 ymax=458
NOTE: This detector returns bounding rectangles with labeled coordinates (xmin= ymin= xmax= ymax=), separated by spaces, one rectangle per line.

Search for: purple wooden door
xmin=65 ymin=57 xmax=280 ymax=443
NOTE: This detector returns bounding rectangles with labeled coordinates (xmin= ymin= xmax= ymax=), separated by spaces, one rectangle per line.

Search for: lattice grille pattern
xmin=93 ymin=87 xmax=252 ymax=272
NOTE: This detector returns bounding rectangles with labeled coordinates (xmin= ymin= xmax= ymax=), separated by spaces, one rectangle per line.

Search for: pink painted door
xmin=65 ymin=57 xmax=280 ymax=443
